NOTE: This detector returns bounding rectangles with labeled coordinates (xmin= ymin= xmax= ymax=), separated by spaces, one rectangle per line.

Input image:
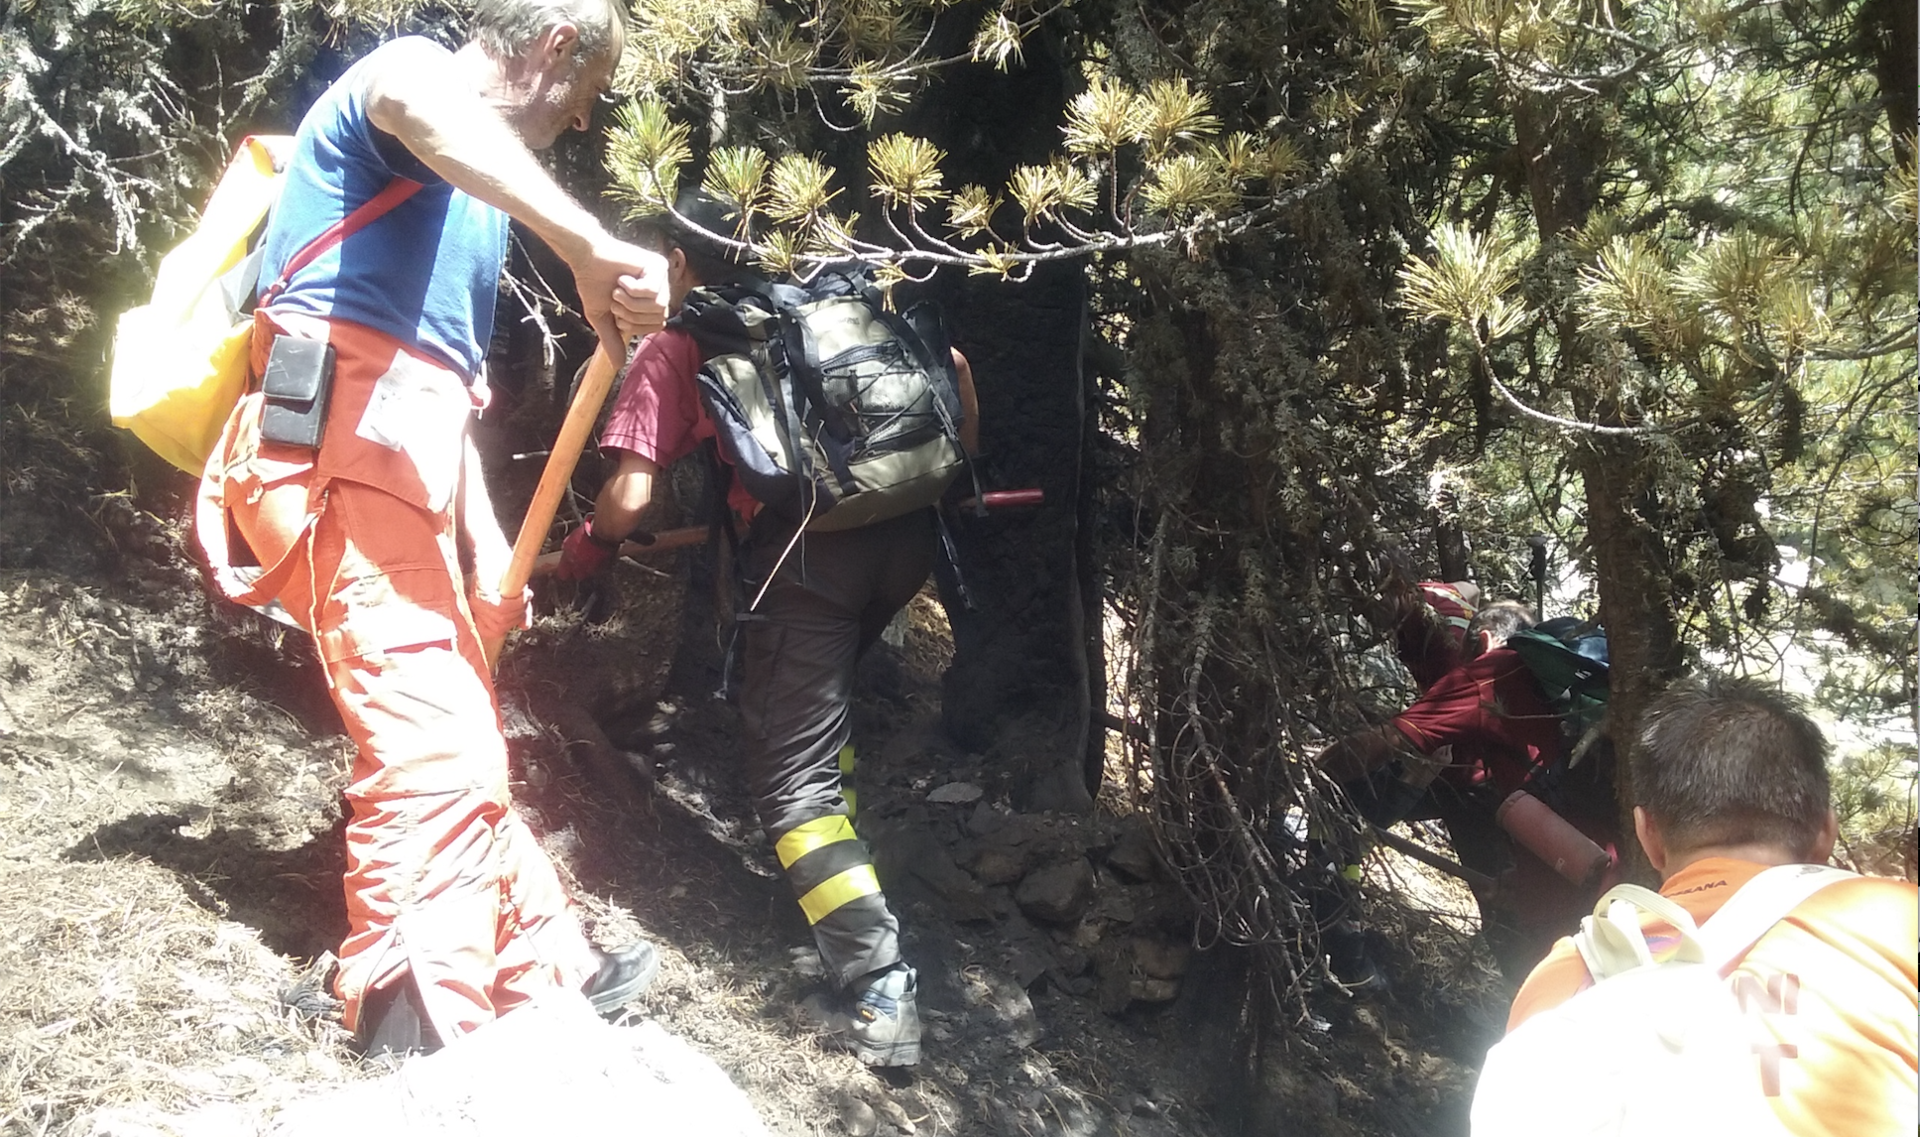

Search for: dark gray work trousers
xmin=739 ymin=508 xmax=935 ymax=988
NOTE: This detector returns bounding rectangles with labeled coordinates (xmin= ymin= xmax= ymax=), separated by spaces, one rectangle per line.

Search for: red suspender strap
xmin=261 ymin=176 xmax=424 ymax=303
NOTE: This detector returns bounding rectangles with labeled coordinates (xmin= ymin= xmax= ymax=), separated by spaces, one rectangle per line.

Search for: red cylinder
xmin=980 ymin=488 xmax=1044 ymax=509
xmin=1495 ymin=791 xmax=1611 ymax=885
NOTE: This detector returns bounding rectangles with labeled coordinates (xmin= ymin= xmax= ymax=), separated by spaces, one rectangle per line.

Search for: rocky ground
xmin=0 ymin=488 xmax=1509 ymax=1137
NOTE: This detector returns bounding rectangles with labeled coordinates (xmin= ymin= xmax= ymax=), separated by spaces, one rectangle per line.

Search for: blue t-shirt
xmin=258 ymin=37 xmax=508 ymax=379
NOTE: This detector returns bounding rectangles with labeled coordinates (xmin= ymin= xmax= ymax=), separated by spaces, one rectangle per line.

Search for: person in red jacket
xmin=1389 ymin=579 xmax=1482 ymax=692
xmin=1506 ymin=675 xmax=1917 ymax=1136
xmin=1315 ymin=601 xmax=1619 ymax=981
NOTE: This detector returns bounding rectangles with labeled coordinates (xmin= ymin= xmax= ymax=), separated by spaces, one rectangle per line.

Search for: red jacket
xmin=1391 ymin=645 xmax=1564 ymax=797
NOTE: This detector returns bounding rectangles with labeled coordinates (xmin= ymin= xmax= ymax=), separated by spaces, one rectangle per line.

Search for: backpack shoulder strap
xmin=1697 ymin=863 xmax=1855 ymax=973
xmin=1574 ymin=864 xmax=1856 ymax=983
xmin=1573 ymin=883 xmax=1706 ymax=980
xmin=261 ymin=176 xmax=424 ymax=304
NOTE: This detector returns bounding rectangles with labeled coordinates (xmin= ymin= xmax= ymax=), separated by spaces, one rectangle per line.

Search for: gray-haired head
xmin=470 ymin=0 xmax=627 ymax=66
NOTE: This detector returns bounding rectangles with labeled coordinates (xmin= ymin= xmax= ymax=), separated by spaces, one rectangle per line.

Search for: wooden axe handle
xmin=1369 ymin=824 xmax=1497 ymax=892
xmin=484 ymin=342 xmax=621 ymax=669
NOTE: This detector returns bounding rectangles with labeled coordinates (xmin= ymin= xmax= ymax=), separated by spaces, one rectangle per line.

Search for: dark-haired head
xmin=1462 ymin=599 xmax=1534 ymax=660
xmin=634 ymin=190 xmax=762 ymax=303
xmin=1632 ymin=673 xmax=1835 ymax=865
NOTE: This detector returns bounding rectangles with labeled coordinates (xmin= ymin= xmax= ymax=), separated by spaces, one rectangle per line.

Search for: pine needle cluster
xmin=601 ymin=2 xmax=1315 ymax=277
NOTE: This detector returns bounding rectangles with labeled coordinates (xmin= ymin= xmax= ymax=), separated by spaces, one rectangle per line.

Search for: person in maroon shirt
xmin=553 ymin=193 xmax=978 ymax=1067
xmin=1315 ymin=601 xmax=1620 ymax=981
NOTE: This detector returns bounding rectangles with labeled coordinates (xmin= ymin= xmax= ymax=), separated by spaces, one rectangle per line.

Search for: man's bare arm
xmin=458 ymin=432 xmax=514 ymax=591
xmin=953 ymin=348 xmax=980 ymax=455
xmin=361 ymin=46 xmax=664 ymax=347
xmin=591 ymin=449 xmax=661 ymax=542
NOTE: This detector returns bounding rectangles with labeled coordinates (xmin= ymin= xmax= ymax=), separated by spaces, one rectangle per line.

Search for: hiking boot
xmin=803 ymin=962 xmax=922 ymax=1067
xmin=1324 ymin=923 xmax=1390 ymax=994
xmin=585 ymin=941 xmax=661 ymax=1017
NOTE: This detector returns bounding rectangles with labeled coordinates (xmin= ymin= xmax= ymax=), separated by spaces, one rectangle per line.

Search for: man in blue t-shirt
xmin=197 ymin=0 xmax=669 ymax=1055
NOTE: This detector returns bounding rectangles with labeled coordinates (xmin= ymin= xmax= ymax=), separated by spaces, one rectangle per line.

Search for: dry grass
xmin=896 ymin=585 xmax=957 ymax=686
xmin=503 ymin=700 xmax=892 ymax=1137
xmin=0 ymin=860 xmax=364 ymax=1136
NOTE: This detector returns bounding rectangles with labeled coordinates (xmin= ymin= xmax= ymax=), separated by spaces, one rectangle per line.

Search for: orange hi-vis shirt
xmin=1508 ymin=857 xmax=1919 ymax=1137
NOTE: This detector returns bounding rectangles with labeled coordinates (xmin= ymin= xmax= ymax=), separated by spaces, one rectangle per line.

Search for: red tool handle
xmin=957 ymin=488 xmax=1044 ymax=512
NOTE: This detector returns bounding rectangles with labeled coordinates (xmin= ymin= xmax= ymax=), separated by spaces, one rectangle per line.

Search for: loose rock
xmin=927 ymin=781 xmax=984 ymax=804
xmin=1095 ymin=883 xmax=1138 ymax=924
xmin=960 ymin=967 xmax=1042 ymax=1049
xmin=872 ymin=821 xmax=997 ymax=922
xmin=1132 ymin=936 xmax=1192 ymax=980
xmin=1104 ymin=824 xmax=1165 ymax=883
xmin=875 ymin=1096 xmax=917 ymax=1134
xmin=966 ymin=800 xmax=1005 ymax=836
xmin=1128 ymin=977 xmax=1181 ymax=1004
xmin=840 ymin=1097 xmax=879 ymax=1137
xmin=964 ymin=843 xmax=1029 ymax=886
xmin=1014 ymin=858 xmax=1095 ymax=925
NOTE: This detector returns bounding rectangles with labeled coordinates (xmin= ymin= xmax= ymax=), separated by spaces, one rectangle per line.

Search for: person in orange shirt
xmin=1507 ymin=675 xmax=1918 ymax=1136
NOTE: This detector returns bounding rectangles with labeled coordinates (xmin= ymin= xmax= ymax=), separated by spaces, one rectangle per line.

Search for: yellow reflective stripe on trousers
xmin=775 ymin=814 xmax=858 ymax=870
xmin=838 ymin=745 xmax=858 ymax=819
xmin=797 ymin=864 xmax=882 ymax=925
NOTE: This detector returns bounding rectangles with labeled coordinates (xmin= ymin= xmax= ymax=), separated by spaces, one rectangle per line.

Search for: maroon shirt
xmin=1392 ymin=646 xmax=1563 ymax=796
xmin=599 ymin=328 xmax=758 ymax=518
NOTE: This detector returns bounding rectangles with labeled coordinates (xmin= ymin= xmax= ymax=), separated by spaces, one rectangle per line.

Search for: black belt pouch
xmin=259 ymin=334 xmax=336 ymax=449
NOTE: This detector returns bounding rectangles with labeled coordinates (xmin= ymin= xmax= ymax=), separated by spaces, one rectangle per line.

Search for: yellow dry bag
xmin=110 ymin=135 xmax=293 ymax=474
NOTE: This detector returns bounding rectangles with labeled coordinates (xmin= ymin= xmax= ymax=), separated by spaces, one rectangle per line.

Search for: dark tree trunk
xmin=929 ymin=264 xmax=1097 ymax=810
xmin=1860 ymin=0 xmax=1917 ymax=166
xmin=898 ymin=21 xmax=1097 ymax=810
xmin=1432 ymin=495 xmax=1472 ymax=582
xmin=1512 ymin=93 xmax=1682 ymax=878
xmin=1576 ymin=439 xmax=1685 ymax=852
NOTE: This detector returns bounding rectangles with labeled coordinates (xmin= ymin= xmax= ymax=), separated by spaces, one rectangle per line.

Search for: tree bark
xmin=1512 ymin=92 xmax=1682 ymax=877
xmin=898 ymin=20 xmax=1097 ymax=810
xmin=1576 ymin=438 xmax=1685 ymax=859
xmin=928 ymin=264 xmax=1097 ymax=811
xmin=1860 ymin=0 xmax=1917 ymax=166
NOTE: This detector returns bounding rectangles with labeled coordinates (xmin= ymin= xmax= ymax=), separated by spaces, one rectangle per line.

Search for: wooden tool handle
xmin=1369 ymin=824 xmax=1497 ymax=892
xmin=483 ymin=342 xmax=621 ymax=669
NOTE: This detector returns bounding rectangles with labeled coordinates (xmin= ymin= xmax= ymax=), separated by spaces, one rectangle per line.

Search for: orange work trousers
xmin=198 ymin=312 xmax=597 ymax=1041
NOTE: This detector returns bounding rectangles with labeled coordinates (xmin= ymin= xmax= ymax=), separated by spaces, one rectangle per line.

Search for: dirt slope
xmin=0 ymin=520 xmax=1502 ymax=1137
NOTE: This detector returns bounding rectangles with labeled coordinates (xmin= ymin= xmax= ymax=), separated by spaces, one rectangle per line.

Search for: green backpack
xmin=1506 ymin=617 xmax=1611 ymax=748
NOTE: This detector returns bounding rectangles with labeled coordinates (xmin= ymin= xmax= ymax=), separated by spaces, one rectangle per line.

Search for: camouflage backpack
xmin=672 ymin=269 xmax=969 ymax=532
